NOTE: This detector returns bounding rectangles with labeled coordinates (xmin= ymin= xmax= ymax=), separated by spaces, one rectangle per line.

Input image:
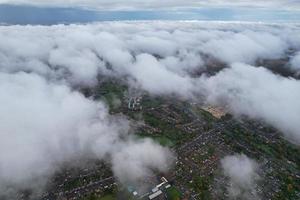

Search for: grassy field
xmin=166 ymin=186 xmax=181 ymax=200
xmin=154 ymin=136 xmax=175 ymax=147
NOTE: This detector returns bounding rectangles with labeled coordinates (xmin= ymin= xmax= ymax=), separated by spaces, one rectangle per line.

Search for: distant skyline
xmin=0 ymin=4 xmax=299 ymax=25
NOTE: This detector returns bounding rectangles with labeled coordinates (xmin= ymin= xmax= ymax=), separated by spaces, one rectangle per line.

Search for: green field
xmin=166 ymin=186 xmax=182 ymax=200
xmin=154 ymin=136 xmax=175 ymax=147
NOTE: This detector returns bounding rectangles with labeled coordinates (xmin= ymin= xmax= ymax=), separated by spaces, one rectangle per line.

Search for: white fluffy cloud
xmin=0 ymin=22 xmax=300 ymax=139
xmin=128 ymin=53 xmax=195 ymax=96
xmin=290 ymin=51 xmax=300 ymax=73
xmin=112 ymin=139 xmax=172 ymax=187
xmin=0 ymin=0 xmax=299 ymax=10
xmin=0 ymin=71 xmax=173 ymax=196
xmin=202 ymin=30 xmax=286 ymax=64
xmin=1 ymin=22 xmax=300 ymax=142
xmin=201 ymin=63 xmax=300 ymax=143
xmin=221 ymin=154 xmax=260 ymax=200
xmin=0 ymin=21 xmax=300 ymax=197
xmin=0 ymin=21 xmax=298 ymax=86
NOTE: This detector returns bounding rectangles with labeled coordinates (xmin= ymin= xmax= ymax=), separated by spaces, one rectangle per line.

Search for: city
xmin=37 ymin=79 xmax=299 ymax=200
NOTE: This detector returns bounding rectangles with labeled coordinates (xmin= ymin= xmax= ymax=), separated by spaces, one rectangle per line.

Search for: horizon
xmin=0 ymin=4 xmax=300 ymax=25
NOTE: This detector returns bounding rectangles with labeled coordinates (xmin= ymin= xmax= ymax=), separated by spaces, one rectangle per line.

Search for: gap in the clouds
xmin=0 ymin=4 xmax=300 ymax=25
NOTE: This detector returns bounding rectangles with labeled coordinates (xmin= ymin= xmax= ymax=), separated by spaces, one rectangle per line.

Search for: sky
xmin=0 ymin=0 xmax=299 ymax=10
xmin=0 ymin=0 xmax=299 ymax=24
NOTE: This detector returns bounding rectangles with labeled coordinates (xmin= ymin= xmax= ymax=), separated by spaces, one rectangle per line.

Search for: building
xmin=128 ymin=96 xmax=143 ymax=111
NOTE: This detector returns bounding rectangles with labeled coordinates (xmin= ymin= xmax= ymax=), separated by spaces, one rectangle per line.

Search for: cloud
xmin=0 ymin=0 xmax=299 ymax=10
xmin=127 ymin=53 xmax=195 ymax=96
xmin=0 ymin=71 xmax=172 ymax=197
xmin=111 ymin=139 xmax=173 ymax=187
xmin=201 ymin=63 xmax=300 ymax=143
xmin=202 ymin=30 xmax=286 ymax=64
xmin=290 ymin=51 xmax=300 ymax=74
xmin=0 ymin=22 xmax=300 ymax=143
xmin=0 ymin=21 xmax=300 ymax=197
xmin=221 ymin=154 xmax=260 ymax=200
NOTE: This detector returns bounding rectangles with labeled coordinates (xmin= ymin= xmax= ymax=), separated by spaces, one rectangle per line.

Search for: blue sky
xmin=0 ymin=4 xmax=299 ymax=25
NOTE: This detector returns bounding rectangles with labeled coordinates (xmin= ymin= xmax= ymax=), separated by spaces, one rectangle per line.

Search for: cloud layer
xmin=201 ymin=63 xmax=300 ymax=143
xmin=0 ymin=66 xmax=172 ymax=197
xmin=1 ymin=22 xmax=300 ymax=141
xmin=0 ymin=21 xmax=300 ymax=197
